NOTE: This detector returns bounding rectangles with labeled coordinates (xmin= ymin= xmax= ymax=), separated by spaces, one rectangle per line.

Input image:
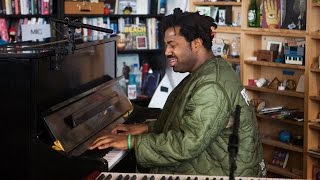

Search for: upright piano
xmin=0 ymin=37 xmax=138 ymax=179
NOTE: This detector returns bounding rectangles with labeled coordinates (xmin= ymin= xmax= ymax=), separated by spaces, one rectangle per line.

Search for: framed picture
xmin=267 ymin=41 xmax=282 ymax=53
xmin=136 ymin=36 xmax=147 ymax=49
xmin=117 ymin=0 xmax=137 ymax=14
xmin=104 ymin=0 xmax=117 ymax=14
xmin=218 ymin=9 xmax=226 ymax=25
xmin=116 ymin=54 xmax=140 ymax=79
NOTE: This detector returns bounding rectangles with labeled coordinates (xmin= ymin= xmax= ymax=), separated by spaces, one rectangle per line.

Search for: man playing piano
xmin=89 ymin=8 xmax=266 ymax=177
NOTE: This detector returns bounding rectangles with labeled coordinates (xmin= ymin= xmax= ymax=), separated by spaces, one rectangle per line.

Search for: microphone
xmin=228 ymin=105 xmax=241 ymax=180
xmin=50 ymin=18 xmax=113 ymax=34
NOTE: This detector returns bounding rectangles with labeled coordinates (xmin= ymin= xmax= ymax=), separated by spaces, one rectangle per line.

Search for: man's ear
xmin=193 ymin=38 xmax=203 ymax=50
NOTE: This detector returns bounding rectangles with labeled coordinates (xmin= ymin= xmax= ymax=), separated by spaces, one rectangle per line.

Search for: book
xmin=314 ymin=165 xmax=320 ymax=180
xmin=262 ymin=0 xmax=281 ymax=28
xmin=141 ymin=70 xmax=160 ymax=98
xmin=0 ymin=18 xmax=9 ymax=41
xmin=271 ymin=148 xmax=289 ymax=168
xmin=116 ymin=54 xmax=140 ymax=79
xmin=281 ymin=0 xmax=306 ymax=30
xmin=158 ymin=0 xmax=166 ymax=14
xmin=122 ymin=23 xmax=147 ymax=50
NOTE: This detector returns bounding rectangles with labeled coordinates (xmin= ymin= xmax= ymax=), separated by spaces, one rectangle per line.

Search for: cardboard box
xmin=64 ymin=1 xmax=104 ymax=14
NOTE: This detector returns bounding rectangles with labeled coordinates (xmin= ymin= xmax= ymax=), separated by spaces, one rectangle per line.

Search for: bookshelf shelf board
xmin=243 ymin=28 xmax=307 ymax=38
xmin=64 ymin=14 xmax=164 ymax=18
xmin=261 ymin=138 xmax=303 ymax=152
xmin=118 ymin=49 xmax=163 ymax=54
xmin=214 ymin=26 xmax=242 ymax=34
xmin=266 ymin=163 xmax=303 ymax=179
xmin=309 ymin=122 xmax=320 ymax=131
xmin=193 ymin=2 xmax=241 ymax=6
xmin=311 ymin=68 xmax=320 ymax=73
xmin=244 ymin=86 xmax=305 ymax=98
xmin=257 ymin=114 xmax=304 ymax=126
xmin=310 ymin=32 xmax=320 ymax=39
xmin=225 ymin=57 xmax=240 ymax=64
xmin=0 ymin=14 xmax=54 ymax=18
xmin=310 ymin=96 xmax=320 ymax=101
xmin=308 ymin=150 xmax=320 ymax=159
xmin=244 ymin=60 xmax=305 ymax=70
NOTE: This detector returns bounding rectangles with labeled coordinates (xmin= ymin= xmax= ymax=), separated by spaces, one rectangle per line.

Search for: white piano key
xmin=103 ymin=149 xmax=127 ymax=171
xmin=95 ymin=172 xmax=304 ymax=180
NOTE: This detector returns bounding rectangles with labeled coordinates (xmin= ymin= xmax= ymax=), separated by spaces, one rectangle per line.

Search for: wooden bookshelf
xmin=257 ymin=114 xmax=304 ymax=127
xmin=244 ymin=86 xmax=305 ymax=98
xmin=261 ymin=138 xmax=303 ymax=153
xmin=188 ymin=0 xmax=317 ymax=178
xmin=244 ymin=60 xmax=305 ymax=70
xmin=267 ymin=164 xmax=303 ymax=179
xmin=193 ymin=1 xmax=241 ymax=6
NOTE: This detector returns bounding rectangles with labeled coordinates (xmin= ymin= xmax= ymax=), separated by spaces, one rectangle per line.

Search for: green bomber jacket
xmin=134 ymin=57 xmax=266 ymax=177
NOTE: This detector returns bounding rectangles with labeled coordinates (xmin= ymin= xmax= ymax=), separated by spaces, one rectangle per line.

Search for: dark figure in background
xmin=89 ymin=8 xmax=266 ymax=177
xmin=122 ymin=62 xmax=130 ymax=79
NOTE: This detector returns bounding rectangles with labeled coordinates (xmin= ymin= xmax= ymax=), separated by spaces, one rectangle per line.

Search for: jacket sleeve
xmin=134 ymin=82 xmax=232 ymax=168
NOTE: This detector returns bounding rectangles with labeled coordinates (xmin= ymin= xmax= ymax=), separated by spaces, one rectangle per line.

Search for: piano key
xmin=142 ymin=175 xmax=148 ymax=180
xmin=103 ymin=149 xmax=127 ymax=170
xmin=130 ymin=175 xmax=137 ymax=180
xmin=105 ymin=174 xmax=112 ymax=180
xmin=123 ymin=175 xmax=130 ymax=180
xmin=116 ymin=174 xmax=123 ymax=180
xmin=94 ymin=172 xmax=282 ymax=180
xmin=168 ymin=176 xmax=173 ymax=180
xmin=96 ymin=174 xmax=106 ymax=180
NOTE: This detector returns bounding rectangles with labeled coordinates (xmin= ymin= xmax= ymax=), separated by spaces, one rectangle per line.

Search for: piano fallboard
xmin=95 ymin=172 xmax=303 ymax=180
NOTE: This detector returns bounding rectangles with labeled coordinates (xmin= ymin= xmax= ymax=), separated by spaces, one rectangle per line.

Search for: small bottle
xmin=127 ymin=73 xmax=137 ymax=100
xmin=248 ymin=0 xmax=260 ymax=27
xmin=132 ymin=63 xmax=142 ymax=96
xmin=141 ymin=62 xmax=149 ymax=90
xmin=230 ymin=37 xmax=240 ymax=58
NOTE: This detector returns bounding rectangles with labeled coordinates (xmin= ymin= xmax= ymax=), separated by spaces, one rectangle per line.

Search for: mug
xmin=256 ymin=78 xmax=266 ymax=87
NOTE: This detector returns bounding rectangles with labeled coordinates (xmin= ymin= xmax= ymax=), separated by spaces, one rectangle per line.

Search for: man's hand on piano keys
xmin=111 ymin=123 xmax=149 ymax=135
xmin=88 ymin=123 xmax=148 ymax=151
xmin=88 ymin=133 xmax=133 ymax=150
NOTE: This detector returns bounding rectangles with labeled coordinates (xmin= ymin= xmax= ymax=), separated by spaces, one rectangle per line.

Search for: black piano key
xmin=142 ymin=175 xmax=148 ymax=180
xmin=205 ymin=177 xmax=209 ymax=180
xmin=194 ymin=177 xmax=198 ymax=180
xmin=186 ymin=177 xmax=191 ymax=180
xmin=116 ymin=174 xmax=123 ymax=180
xmin=105 ymin=174 xmax=112 ymax=180
xmin=96 ymin=174 xmax=106 ymax=180
xmin=175 ymin=176 xmax=180 ymax=180
xmin=168 ymin=176 xmax=173 ymax=180
xmin=150 ymin=175 xmax=155 ymax=180
xmin=130 ymin=175 xmax=137 ymax=180
xmin=160 ymin=175 xmax=166 ymax=180
xmin=123 ymin=175 xmax=130 ymax=180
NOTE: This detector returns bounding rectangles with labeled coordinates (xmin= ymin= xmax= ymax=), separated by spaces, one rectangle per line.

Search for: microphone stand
xmin=228 ymin=105 xmax=241 ymax=180
xmin=48 ymin=18 xmax=114 ymax=70
xmin=50 ymin=17 xmax=114 ymax=53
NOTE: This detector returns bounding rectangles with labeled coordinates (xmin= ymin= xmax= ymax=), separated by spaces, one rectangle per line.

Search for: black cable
xmin=228 ymin=105 xmax=241 ymax=180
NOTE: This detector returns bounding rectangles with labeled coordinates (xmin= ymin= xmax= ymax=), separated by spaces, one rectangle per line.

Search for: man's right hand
xmin=111 ymin=123 xmax=149 ymax=135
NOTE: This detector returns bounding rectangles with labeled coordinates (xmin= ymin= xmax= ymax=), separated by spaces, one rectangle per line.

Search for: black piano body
xmin=0 ymin=37 xmax=136 ymax=179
